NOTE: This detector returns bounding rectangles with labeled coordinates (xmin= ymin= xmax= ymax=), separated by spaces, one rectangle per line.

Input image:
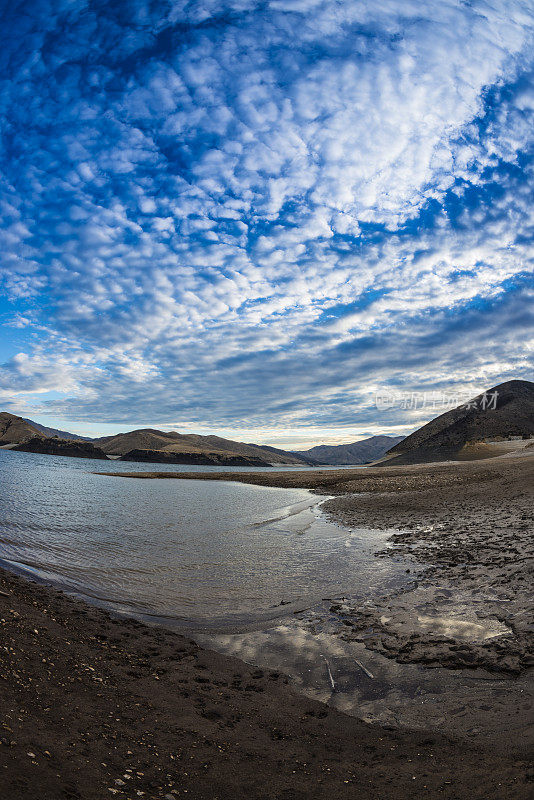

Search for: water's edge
xmin=0 ymin=490 xmax=404 ymax=633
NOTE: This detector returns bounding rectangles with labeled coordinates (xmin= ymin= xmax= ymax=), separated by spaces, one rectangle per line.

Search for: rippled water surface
xmin=0 ymin=450 xmax=403 ymax=628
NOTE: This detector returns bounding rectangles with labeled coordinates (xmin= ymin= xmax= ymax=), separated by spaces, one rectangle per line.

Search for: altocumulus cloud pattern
xmin=0 ymin=0 xmax=533 ymax=436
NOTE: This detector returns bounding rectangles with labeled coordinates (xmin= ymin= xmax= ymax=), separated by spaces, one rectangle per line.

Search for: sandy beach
xmin=1 ymin=451 xmax=532 ymax=798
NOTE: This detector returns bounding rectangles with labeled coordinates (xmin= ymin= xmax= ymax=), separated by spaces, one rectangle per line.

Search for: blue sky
xmin=0 ymin=0 xmax=533 ymax=447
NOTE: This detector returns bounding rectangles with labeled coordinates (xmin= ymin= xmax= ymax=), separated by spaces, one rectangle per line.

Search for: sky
xmin=0 ymin=0 xmax=533 ymax=448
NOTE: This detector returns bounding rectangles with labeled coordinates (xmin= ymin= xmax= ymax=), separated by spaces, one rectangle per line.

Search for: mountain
xmin=293 ymin=435 xmax=405 ymax=465
xmin=384 ymin=379 xmax=534 ymax=465
xmin=22 ymin=418 xmax=91 ymax=442
xmin=0 ymin=413 xmax=45 ymax=445
xmin=244 ymin=442 xmax=320 ymax=465
xmin=1 ymin=414 xmax=309 ymax=465
xmin=95 ymin=428 xmax=307 ymax=465
xmin=13 ymin=437 xmax=109 ymax=460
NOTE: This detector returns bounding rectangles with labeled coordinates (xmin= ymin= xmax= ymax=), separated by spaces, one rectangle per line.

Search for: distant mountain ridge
xmin=1 ymin=414 xmax=308 ymax=465
xmin=384 ymin=379 xmax=534 ymax=465
xmin=293 ymin=435 xmax=405 ymax=465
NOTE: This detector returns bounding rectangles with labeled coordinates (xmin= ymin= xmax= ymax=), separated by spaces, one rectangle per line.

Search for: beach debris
xmin=354 ymin=659 xmax=374 ymax=679
xmin=322 ymin=656 xmax=336 ymax=691
xmin=0 ymin=590 xmax=10 ymax=597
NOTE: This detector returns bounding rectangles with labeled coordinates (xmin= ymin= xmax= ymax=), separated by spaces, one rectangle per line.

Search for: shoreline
xmin=186 ymin=451 xmax=533 ymax=757
xmin=0 ymin=452 xmax=532 ymax=798
xmin=100 ymin=452 xmax=534 ymax=675
xmin=0 ymin=565 xmax=531 ymax=800
xmin=0 ymin=489 xmax=333 ymax=637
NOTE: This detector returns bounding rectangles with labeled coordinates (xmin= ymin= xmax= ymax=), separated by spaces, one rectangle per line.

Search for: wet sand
xmin=1 ymin=566 xmax=532 ymax=800
xmin=322 ymin=454 xmax=533 ymax=678
xmin=0 ymin=452 xmax=532 ymax=798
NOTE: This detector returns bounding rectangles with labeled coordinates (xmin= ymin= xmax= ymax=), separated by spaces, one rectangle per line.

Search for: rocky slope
xmin=384 ymin=379 xmax=534 ymax=465
xmin=12 ymin=437 xmax=109 ymax=460
xmin=0 ymin=412 xmax=44 ymax=445
xmin=119 ymin=448 xmax=270 ymax=467
xmin=0 ymin=412 xmax=91 ymax=445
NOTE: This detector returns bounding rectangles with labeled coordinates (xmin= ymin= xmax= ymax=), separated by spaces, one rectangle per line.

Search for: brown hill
xmin=384 ymin=379 xmax=534 ymax=465
xmin=95 ymin=429 xmax=306 ymax=465
xmin=1 ymin=412 xmax=91 ymax=447
xmin=0 ymin=413 xmax=44 ymax=445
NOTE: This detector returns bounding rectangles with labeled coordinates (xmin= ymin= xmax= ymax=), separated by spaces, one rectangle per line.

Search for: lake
xmin=0 ymin=449 xmax=403 ymax=630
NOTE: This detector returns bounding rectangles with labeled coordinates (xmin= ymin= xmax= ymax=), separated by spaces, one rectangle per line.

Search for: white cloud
xmin=0 ymin=0 xmax=532 ymax=431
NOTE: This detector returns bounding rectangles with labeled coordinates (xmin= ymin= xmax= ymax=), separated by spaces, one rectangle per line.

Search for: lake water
xmin=0 ymin=449 xmax=403 ymax=630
